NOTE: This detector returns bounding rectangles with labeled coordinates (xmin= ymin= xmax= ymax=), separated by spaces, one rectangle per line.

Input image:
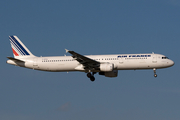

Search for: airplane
xmin=7 ymin=35 xmax=174 ymax=81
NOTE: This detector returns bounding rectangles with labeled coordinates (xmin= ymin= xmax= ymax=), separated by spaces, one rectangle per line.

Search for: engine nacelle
xmin=100 ymin=63 xmax=114 ymax=72
xmin=99 ymin=70 xmax=118 ymax=77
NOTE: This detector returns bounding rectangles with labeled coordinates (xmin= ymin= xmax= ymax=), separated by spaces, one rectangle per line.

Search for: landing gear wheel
xmin=154 ymin=74 xmax=157 ymax=78
xmin=153 ymin=68 xmax=158 ymax=78
xmin=90 ymin=76 xmax=95 ymax=81
xmin=86 ymin=72 xmax=96 ymax=81
xmin=87 ymin=73 xmax=91 ymax=78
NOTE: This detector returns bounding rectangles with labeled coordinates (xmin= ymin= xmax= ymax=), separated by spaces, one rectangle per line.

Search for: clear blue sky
xmin=0 ymin=0 xmax=180 ymax=120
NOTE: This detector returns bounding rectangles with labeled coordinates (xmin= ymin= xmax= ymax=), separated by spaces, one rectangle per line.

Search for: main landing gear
xmin=153 ymin=68 xmax=157 ymax=78
xmin=87 ymin=72 xmax=96 ymax=81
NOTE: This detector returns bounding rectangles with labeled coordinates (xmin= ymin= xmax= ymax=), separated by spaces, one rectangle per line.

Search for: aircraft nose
xmin=169 ymin=60 xmax=174 ymax=66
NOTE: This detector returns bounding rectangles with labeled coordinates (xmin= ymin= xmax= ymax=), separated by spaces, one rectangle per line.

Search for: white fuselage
xmin=7 ymin=53 xmax=174 ymax=72
xmin=7 ymin=35 xmax=174 ymax=81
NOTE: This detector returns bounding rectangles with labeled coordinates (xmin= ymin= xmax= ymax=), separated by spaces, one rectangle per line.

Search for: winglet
xmin=65 ymin=49 xmax=69 ymax=53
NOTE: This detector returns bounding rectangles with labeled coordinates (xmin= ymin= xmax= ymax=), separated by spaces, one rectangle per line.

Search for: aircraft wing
xmin=65 ymin=49 xmax=100 ymax=70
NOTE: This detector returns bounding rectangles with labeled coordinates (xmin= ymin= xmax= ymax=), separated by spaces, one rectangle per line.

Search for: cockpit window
xmin=162 ymin=57 xmax=169 ymax=59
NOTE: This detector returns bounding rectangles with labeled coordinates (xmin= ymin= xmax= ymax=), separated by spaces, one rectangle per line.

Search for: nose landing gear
xmin=87 ymin=72 xmax=96 ymax=81
xmin=153 ymin=68 xmax=157 ymax=77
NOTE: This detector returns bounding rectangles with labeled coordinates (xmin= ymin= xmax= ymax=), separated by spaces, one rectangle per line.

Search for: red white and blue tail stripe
xmin=9 ymin=36 xmax=34 ymax=58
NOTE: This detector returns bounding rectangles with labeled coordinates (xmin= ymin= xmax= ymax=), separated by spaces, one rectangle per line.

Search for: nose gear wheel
xmin=153 ymin=68 xmax=157 ymax=78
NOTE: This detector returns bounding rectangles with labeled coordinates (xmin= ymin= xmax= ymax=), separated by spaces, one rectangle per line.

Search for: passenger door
xmin=152 ymin=54 xmax=157 ymax=63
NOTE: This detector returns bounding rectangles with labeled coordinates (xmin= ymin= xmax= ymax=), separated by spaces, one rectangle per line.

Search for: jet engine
xmin=100 ymin=63 xmax=114 ymax=72
xmin=99 ymin=70 xmax=118 ymax=77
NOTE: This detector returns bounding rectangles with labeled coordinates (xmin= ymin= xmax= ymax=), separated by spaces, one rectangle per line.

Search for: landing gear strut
xmin=153 ymin=68 xmax=157 ymax=77
xmin=87 ymin=72 xmax=96 ymax=81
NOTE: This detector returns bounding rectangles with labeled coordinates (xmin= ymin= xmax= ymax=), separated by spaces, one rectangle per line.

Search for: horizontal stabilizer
xmin=7 ymin=57 xmax=25 ymax=63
